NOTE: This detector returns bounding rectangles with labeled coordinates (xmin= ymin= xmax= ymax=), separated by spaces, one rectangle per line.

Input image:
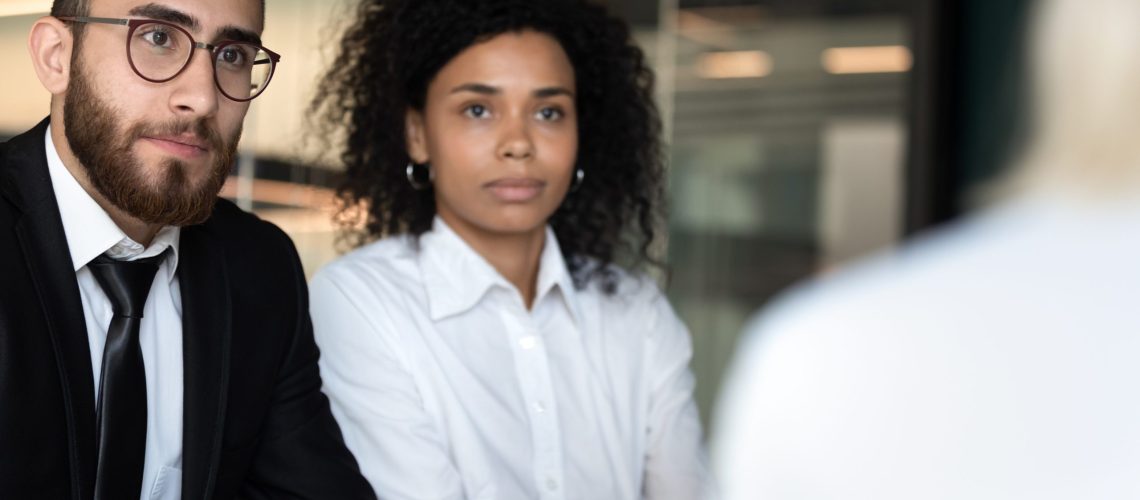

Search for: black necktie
xmin=87 ymin=251 xmax=165 ymax=500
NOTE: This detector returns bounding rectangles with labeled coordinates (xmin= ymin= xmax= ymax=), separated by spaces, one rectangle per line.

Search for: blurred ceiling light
xmin=678 ymin=10 xmax=729 ymax=32
xmin=822 ymin=46 xmax=913 ymax=75
xmin=698 ymin=50 xmax=773 ymax=79
xmin=676 ymin=10 xmax=736 ymax=48
xmin=681 ymin=6 xmax=768 ymax=26
xmin=0 ymin=1 xmax=47 ymax=18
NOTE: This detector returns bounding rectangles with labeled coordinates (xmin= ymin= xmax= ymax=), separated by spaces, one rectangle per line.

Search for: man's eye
xmin=220 ymin=48 xmax=245 ymax=65
xmin=142 ymin=29 xmax=172 ymax=47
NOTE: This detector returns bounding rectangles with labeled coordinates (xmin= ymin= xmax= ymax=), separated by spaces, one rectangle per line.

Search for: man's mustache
xmin=130 ymin=119 xmax=227 ymax=153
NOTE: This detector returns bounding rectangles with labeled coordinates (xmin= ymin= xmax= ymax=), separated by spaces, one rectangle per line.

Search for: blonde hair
xmin=1002 ymin=0 xmax=1140 ymax=198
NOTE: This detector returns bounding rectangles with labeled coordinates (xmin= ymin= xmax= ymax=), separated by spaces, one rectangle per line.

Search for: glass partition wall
xmin=647 ymin=0 xmax=913 ymax=427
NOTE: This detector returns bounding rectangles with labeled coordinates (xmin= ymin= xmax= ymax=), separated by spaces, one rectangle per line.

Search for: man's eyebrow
xmin=450 ymin=83 xmax=499 ymax=95
xmin=128 ymin=3 xmax=199 ymax=32
xmin=217 ymin=26 xmax=262 ymax=45
xmin=128 ymin=3 xmax=262 ymax=45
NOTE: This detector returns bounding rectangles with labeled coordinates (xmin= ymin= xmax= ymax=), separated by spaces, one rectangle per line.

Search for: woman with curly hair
xmin=308 ymin=0 xmax=711 ymax=498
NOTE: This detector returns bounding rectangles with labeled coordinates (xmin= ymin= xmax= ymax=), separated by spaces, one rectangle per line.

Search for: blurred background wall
xmin=0 ymin=0 xmax=1029 ymax=433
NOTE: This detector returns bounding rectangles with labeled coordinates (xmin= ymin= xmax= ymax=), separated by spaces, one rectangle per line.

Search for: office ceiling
xmin=605 ymin=0 xmax=912 ymax=26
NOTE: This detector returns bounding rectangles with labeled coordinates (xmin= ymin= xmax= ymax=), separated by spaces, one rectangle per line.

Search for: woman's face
xmin=406 ymin=30 xmax=578 ymax=239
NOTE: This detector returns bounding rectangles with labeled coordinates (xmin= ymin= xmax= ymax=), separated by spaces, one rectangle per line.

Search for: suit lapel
xmin=178 ymin=224 xmax=232 ymax=500
xmin=5 ymin=119 xmax=98 ymax=499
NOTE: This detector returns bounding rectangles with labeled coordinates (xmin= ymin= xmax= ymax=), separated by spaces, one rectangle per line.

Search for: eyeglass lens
xmin=130 ymin=21 xmax=274 ymax=100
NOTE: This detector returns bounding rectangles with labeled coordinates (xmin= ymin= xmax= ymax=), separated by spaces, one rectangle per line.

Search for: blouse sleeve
xmin=310 ymin=269 xmax=465 ymax=500
xmin=641 ymin=291 xmax=718 ymax=500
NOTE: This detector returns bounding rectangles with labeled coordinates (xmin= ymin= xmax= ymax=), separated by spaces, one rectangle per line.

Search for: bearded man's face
xmin=60 ymin=0 xmax=261 ymax=226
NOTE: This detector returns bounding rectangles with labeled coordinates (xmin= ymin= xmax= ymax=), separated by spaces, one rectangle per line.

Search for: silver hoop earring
xmin=406 ymin=162 xmax=432 ymax=190
xmin=571 ymin=168 xmax=585 ymax=192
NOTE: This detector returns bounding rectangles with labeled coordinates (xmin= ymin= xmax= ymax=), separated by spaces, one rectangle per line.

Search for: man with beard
xmin=0 ymin=0 xmax=375 ymax=499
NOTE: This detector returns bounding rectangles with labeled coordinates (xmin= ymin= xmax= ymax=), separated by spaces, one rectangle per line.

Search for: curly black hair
xmin=310 ymin=0 xmax=666 ymax=293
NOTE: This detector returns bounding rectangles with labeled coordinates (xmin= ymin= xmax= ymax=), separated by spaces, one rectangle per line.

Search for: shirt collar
xmin=534 ymin=225 xmax=583 ymax=325
xmin=44 ymin=126 xmax=181 ymax=282
xmin=418 ymin=216 xmax=582 ymax=324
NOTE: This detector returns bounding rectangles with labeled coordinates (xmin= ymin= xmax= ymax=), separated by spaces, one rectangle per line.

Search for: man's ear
xmin=27 ymin=16 xmax=74 ymax=95
xmin=405 ymin=108 xmax=430 ymax=164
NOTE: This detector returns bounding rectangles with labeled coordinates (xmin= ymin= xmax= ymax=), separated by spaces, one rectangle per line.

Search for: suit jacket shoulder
xmin=0 ymin=119 xmax=100 ymax=499
xmin=180 ymin=197 xmax=375 ymax=500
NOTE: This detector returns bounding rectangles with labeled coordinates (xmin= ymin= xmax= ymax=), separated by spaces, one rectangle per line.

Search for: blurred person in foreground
xmin=307 ymin=0 xmax=712 ymax=498
xmin=713 ymin=0 xmax=1140 ymax=498
xmin=0 ymin=0 xmax=373 ymax=497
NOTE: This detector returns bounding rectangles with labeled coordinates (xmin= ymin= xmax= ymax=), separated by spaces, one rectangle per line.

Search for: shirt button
xmin=533 ymin=402 xmax=546 ymax=413
xmin=546 ymin=478 xmax=558 ymax=491
xmin=518 ymin=336 xmax=537 ymax=350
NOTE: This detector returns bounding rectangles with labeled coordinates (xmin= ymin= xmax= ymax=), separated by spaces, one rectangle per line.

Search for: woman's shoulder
xmin=311 ymin=234 xmax=423 ymax=298
xmin=574 ymin=263 xmax=693 ymax=376
xmin=309 ymin=235 xmax=430 ymax=352
xmin=579 ymin=261 xmax=683 ymax=334
xmin=575 ymin=258 xmax=661 ymax=299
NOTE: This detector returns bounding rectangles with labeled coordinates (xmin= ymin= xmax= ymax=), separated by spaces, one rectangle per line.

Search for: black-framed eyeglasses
xmin=59 ymin=16 xmax=281 ymax=102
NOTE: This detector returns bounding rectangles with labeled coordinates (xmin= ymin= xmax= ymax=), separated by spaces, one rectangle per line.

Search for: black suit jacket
xmin=0 ymin=119 xmax=376 ymax=499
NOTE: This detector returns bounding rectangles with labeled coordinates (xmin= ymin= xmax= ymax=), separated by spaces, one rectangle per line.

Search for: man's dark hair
xmin=311 ymin=0 xmax=667 ymax=294
xmin=52 ymin=0 xmax=266 ymax=41
xmin=49 ymin=0 xmax=87 ymax=17
xmin=51 ymin=0 xmax=89 ymax=39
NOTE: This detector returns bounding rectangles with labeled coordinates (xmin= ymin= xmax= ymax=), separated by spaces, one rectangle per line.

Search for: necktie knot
xmin=88 ymin=251 xmax=166 ymax=319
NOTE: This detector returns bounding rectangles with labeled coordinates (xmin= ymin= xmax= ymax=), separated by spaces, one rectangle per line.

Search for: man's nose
xmin=167 ymin=48 xmax=220 ymax=119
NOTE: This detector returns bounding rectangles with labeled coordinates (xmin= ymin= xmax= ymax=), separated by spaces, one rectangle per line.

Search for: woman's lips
xmin=484 ymin=178 xmax=546 ymax=202
xmin=141 ymin=136 xmax=210 ymax=159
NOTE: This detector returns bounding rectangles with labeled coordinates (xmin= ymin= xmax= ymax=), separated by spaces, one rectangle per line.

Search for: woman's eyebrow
xmin=450 ymin=83 xmax=499 ymax=95
xmin=534 ymin=87 xmax=574 ymax=98
xmin=449 ymin=83 xmax=575 ymax=98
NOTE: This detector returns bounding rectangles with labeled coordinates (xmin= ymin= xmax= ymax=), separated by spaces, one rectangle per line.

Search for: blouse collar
xmin=417 ymin=216 xmax=582 ymax=324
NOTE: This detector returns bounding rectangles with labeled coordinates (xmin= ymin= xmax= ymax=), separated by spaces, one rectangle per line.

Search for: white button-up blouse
xmin=311 ymin=217 xmax=711 ymax=500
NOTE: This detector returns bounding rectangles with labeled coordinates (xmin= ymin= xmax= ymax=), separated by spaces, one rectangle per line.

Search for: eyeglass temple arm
xmin=58 ymin=16 xmax=129 ymax=26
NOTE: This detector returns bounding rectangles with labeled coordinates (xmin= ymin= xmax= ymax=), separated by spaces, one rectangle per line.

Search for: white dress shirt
xmin=714 ymin=195 xmax=1140 ymax=500
xmin=45 ymin=128 xmax=184 ymax=500
xmin=311 ymin=217 xmax=711 ymax=500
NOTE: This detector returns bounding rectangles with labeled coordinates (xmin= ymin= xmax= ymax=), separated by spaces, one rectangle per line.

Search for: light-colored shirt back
xmin=312 ymin=217 xmax=711 ymax=500
xmin=45 ymin=128 xmax=184 ymax=500
xmin=714 ymin=196 xmax=1140 ymax=500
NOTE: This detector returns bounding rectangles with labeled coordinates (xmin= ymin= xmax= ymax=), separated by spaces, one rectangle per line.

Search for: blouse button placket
xmin=509 ymin=307 xmax=564 ymax=500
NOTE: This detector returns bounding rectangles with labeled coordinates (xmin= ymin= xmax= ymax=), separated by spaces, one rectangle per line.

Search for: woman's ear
xmin=405 ymin=109 xmax=430 ymax=164
xmin=27 ymin=16 xmax=75 ymax=95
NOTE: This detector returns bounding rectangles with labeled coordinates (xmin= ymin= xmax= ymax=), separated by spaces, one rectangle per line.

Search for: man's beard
xmin=63 ymin=61 xmax=241 ymax=227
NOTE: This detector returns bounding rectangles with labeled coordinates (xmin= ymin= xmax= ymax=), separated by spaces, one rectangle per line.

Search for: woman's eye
xmin=464 ymin=104 xmax=489 ymax=118
xmin=536 ymin=107 xmax=564 ymax=121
